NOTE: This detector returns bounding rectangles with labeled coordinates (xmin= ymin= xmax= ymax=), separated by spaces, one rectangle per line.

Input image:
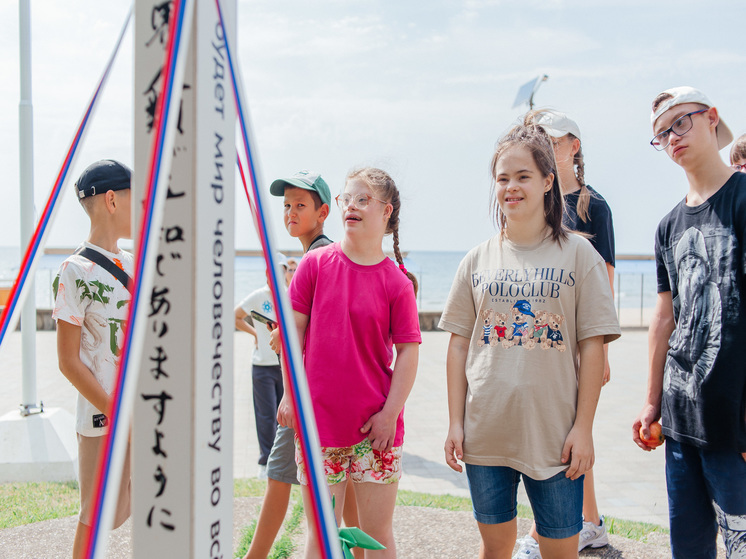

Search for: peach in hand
xmin=640 ymin=421 xmax=665 ymax=449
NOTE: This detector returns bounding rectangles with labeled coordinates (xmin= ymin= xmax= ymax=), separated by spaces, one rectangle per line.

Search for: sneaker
xmin=578 ymin=516 xmax=609 ymax=551
xmin=512 ymin=535 xmax=541 ymax=559
xmin=256 ymin=464 xmax=268 ymax=480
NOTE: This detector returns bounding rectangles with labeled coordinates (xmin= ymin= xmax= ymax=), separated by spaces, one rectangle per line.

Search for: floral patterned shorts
xmin=295 ymin=437 xmax=403 ymax=486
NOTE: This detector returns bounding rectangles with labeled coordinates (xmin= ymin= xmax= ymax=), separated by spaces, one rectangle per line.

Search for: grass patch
xmin=2 ymin=478 xmax=668 ymax=547
xmin=234 ymin=478 xmax=270 ymax=498
xmin=234 ymin=519 xmax=257 ymax=558
xmin=0 ymin=481 xmax=80 ymax=529
xmin=268 ymin=500 xmax=304 ymax=558
xmin=606 ymin=516 xmax=668 ymax=542
xmin=234 ymin=492 xmax=304 ymax=559
xmin=395 ymin=489 xmax=533 ymax=519
xmin=395 ymin=489 xmax=668 ymax=542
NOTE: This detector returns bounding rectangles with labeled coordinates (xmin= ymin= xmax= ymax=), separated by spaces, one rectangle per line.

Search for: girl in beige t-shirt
xmin=440 ymin=114 xmax=620 ymax=559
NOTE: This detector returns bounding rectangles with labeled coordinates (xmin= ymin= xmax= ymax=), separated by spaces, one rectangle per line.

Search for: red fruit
xmin=640 ymin=421 xmax=665 ymax=449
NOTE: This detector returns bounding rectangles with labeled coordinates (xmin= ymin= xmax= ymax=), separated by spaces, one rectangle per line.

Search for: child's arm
xmin=57 ymin=320 xmax=111 ymax=415
xmin=633 ymin=291 xmax=675 ymax=450
xmin=562 ymin=334 xmax=604 ymax=480
xmin=234 ymin=306 xmax=258 ymax=344
xmin=360 ymin=342 xmax=419 ymax=452
xmin=276 ymin=310 xmax=309 ymax=431
xmin=444 ymin=333 xmax=470 ymax=473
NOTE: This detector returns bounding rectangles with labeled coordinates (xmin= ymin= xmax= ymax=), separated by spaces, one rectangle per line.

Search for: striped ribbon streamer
xmin=0 ymin=8 xmax=132 ymax=352
xmin=220 ymin=2 xmax=342 ymax=557
xmin=236 ymin=152 xmax=260 ymax=233
xmin=84 ymin=1 xmax=195 ymax=558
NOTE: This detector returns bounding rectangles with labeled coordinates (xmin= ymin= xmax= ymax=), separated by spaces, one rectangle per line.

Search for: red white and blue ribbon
xmin=0 ymin=9 xmax=132 ymax=353
xmin=222 ymin=2 xmax=342 ymax=557
xmin=84 ymin=2 xmax=194 ymax=558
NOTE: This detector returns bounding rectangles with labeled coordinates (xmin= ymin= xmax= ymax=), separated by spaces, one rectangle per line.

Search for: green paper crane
xmin=332 ymin=496 xmax=385 ymax=557
xmin=338 ymin=526 xmax=386 ymax=558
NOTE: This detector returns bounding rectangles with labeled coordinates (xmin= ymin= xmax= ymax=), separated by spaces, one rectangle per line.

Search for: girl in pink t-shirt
xmin=280 ymin=167 xmax=421 ymax=559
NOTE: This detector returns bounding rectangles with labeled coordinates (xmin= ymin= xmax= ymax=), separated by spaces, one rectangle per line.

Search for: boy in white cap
xmin=234 ymin=253 xmax=290 ymax=480
xmin=633 ymin=87 xmax=746 ymax=558
xmin=53 ymin=159 xmax=133 ymax=558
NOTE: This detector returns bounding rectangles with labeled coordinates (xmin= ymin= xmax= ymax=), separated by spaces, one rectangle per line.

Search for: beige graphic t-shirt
xmin=439 ymin=233 xmax=620 ymax=480
xmin=52 ymin=242 xmax=133 ymax=437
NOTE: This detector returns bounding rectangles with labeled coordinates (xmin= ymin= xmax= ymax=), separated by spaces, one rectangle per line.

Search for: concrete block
xmin=0 ymin=407 xmax=78 ymax=482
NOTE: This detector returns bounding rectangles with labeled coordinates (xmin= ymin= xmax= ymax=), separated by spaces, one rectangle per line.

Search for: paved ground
xmin=1 ymin=499 xmax=685 ymax=559
xmin=0 ymin=327 xmax=683 ymax=557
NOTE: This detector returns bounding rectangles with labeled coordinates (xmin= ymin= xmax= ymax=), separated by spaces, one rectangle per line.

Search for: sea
xmin=0 ymin=246 xmax=656 ymax=313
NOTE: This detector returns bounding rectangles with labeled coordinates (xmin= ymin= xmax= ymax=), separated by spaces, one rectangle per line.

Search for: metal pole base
xmin=19 ymin=401 xmax=43 ymax=417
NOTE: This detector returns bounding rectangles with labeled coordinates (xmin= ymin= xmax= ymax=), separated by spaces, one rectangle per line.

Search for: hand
xmin=277 ymin=394 xmax=295 ymax=430
xmin=633 ymin=404 xmax=660 ymax=451
xmin=742 ymin=452 xmax=746 ymax=462
xmin=445 ymin=424 xmax=465 ymax=473
xmin=602 ymin=357 xmax=611 ymax=386
xmin=360 ymin=409 xmax=397 ymax=452
xmin=561 ymin=425 xmax=594 ymax=480
xmin=268 ymin=326 xmax=281 ymax=354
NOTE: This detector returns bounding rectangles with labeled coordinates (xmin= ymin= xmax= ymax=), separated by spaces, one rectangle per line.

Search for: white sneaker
xmin=578 ymin=516 xmax=609 ymax=551
xmin=512 ymin=535 xmax=541 ymax=559
xmin=257 ymin=464 xmax=268 ymax=480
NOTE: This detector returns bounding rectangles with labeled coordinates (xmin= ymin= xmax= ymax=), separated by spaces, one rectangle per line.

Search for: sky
xmin=0 ymin=0 xmax=745 ymax=256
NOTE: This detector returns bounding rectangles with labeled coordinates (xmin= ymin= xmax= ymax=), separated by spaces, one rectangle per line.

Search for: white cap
xmin=535 ymin=110 xmax=581 ymax=140
xmin=275 ymin=252 xmax=288 ymax=269
xmin=651 ymin=86 xmax=733 ymax=149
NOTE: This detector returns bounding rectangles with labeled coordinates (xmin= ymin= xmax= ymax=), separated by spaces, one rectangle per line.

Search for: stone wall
xmin=6 ymin=309 xmax=445 ymax=333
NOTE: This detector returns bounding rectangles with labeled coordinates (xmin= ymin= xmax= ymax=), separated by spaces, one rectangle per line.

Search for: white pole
xmin=19 ymin=0 xmax=40 ymax=416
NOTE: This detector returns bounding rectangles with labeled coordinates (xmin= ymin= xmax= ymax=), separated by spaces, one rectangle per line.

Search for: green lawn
xmin=0 ymin=481 xmax=80 ymax=529
xmin=0 ymin=479 xmax=669 ymax=553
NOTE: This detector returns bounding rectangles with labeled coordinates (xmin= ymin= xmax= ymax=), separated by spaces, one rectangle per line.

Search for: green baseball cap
xmin=270 ymin=170 xmax=331 ymax=207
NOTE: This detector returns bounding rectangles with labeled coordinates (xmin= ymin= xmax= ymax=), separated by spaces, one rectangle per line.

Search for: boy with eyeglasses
xmin=633 ymin=86 xmax=746 ymax=558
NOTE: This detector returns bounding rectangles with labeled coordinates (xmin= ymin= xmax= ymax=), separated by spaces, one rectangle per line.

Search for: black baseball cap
xmin=76 ymin=159 xmax=132 ymax=200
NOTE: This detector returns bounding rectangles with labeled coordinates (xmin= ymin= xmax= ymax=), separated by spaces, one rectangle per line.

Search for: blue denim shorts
xmin=465 ymin=464 xmax=583 ymax=539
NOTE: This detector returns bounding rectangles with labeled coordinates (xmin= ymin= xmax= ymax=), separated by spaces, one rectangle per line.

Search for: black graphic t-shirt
xmin=655 ymin=172 xmax=746 ymax=451
xmin=564 ymin=185 xmax=616 ymax=267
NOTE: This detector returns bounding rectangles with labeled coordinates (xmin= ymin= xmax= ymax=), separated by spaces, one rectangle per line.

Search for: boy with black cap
xmin=633 ymin=87 xmax=746 ymax=558
xmin=52 ymin=159 xmax=133 ymax=558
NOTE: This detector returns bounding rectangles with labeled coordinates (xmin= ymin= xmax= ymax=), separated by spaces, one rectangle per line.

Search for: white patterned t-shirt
xmin=52 ymin=242 xmax=133 ymax=436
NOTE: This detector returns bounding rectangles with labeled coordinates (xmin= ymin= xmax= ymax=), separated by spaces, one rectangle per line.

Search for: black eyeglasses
xmin=650 ymin=109 xmax=709 ymax=151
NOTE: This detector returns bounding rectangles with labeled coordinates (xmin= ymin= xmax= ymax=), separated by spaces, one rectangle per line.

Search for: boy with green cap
xmin=244 ymin=170 xmax=365 ymax=558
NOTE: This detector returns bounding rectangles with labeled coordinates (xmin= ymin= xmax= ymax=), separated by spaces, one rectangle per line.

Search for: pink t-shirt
xmin=289 ymin=243 xmax=421 ymax=447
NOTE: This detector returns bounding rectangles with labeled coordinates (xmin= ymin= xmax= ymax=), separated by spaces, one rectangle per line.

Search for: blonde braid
xmin=392 ymin=225 xmax=418 ymax=296
xmin=572 ymin=136 xmax=591 ymax=223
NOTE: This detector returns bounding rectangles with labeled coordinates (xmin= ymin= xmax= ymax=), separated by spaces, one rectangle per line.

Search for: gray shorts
xmin=266 ymin=425 xmax=299 ymax=485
